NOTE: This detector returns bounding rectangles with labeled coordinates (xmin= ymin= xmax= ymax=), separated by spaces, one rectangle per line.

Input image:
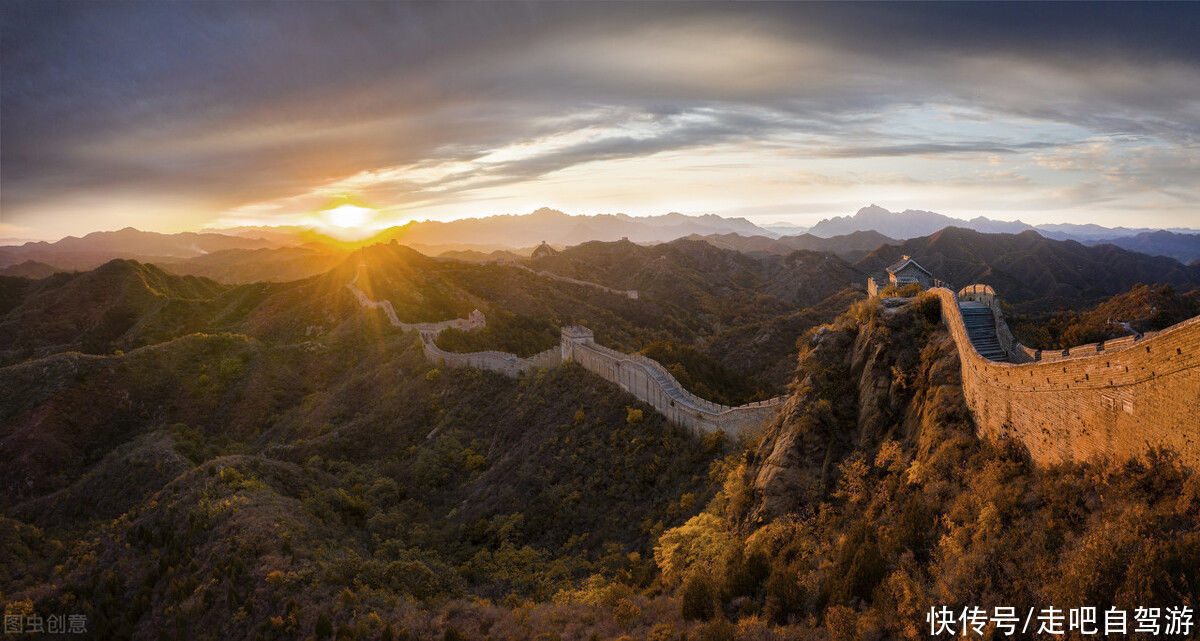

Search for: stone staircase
xmin=958 ymin=301 xmax=1009 ymax=362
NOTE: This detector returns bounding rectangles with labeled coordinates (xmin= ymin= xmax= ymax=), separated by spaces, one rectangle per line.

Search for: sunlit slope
xmin=158 ymin=246 xmax=350 ymax=284
xmin=0 ymin=240 xmax=863 ymax=390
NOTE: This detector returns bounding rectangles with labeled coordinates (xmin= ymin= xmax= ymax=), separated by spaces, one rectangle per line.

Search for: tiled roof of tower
xmin=886 ymin=255 xmax=933 ymax=276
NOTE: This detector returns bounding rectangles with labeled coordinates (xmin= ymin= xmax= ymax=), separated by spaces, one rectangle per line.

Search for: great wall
xmin=933 ymin=284 xmax=1200 ymax=468
xmin=347 ymin=274 xmax=783 ymax=436
xmin=350 ymin=261 xmax=1199 ymax=465
xmin=513 ymin=265 xmax=639 ymax=299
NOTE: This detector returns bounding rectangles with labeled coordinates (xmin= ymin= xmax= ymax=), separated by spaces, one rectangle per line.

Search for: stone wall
xmin=346 ymin=281 xmax=485 ymax=334
xmin=956 ymin=284 xmax=1032 ymax=363
xmin=350 ymin=278 xmax=781 ymax=435
xmin=422 ymin=336 xmax=561 ymax=377
xmin=934 ymin=286 xmax=1200 ymax=467
xmin=515 ymin=265 xmax=638 ymax=299
xmin=561 ymin=331 xmax=783 ymax=436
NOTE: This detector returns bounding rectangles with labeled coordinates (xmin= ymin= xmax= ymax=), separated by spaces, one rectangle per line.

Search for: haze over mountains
xmin=808 ymin=204 xmax=1200 ymax=242
xmin=0 ymin=209 xmax=769 ymax=274
xmin=4 ymin=213 xmax=1200 ymax=641
xmin=5 ymin=206 xmax=1200 ymax=281
xmin=364 ymin=207 xmax=770 ymax=250
xmin=687 ymin=230 xmax=897 ymax=262
xmin=0 ymin=228 xmax=281 ymax=271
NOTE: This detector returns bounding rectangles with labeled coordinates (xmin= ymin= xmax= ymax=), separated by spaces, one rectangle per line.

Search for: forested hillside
xmin=1009 ymin=283 xmax=1200 ymax=350
xmin=4 ymin=239 xmax=1195 ymax=640
xmin=0 ymin=240 xmax=862 ymax=397
xmin=0 ymin=318 xmax=730 ymax=639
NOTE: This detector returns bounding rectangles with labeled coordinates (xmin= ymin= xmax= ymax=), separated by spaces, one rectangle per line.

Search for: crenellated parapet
xmin=421 ymin=335 xmax=561 ymax=377
xmin=561 ymin=336 xmax=784 ymax=436
xmin=349 ymin=279 xmax=780 ymax=435
xmin=934 ymin=286 xmax=1200 ymax=467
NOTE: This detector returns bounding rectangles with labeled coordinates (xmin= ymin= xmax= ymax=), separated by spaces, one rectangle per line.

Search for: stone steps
xmin=958 ymin=303 xmax=1009 ymax=362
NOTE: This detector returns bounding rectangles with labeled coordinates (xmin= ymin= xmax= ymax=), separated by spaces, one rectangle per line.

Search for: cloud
xmin=818 ymin=141 xmax=1065 ymax=159
xmin=2 ymin=2 xmax=1198 ymax=235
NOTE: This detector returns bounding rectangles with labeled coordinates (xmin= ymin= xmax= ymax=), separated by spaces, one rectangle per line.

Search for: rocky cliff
xmin=711 ymin=294 xmax=1198 ymax=636
xmin=747 ymin=294 xmax=971 ymax=521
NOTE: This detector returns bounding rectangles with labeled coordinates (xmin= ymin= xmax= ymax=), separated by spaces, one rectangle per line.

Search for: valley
xmin=6 ymin=4 xmax=1200 ymax=638
xmin=3 ymin=221 xmax=1199 ymax=641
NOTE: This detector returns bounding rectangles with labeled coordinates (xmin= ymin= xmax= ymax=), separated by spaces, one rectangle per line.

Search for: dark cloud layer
xmin=2 ymin=1 xmax=1198 ymax=231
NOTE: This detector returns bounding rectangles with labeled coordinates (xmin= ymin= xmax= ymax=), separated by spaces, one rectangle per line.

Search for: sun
xmin=322 ymin=203 xmax=374 ymax=228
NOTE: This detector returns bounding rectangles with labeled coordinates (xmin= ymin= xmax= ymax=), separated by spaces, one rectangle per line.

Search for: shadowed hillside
xmin=0 ymin=260 xmax=63 ymax=279
xmin=0 ymin=239 xmax=856 ymax=397
xmin=0 ymin=260 xmax=230 ymax=363
xmin=0 ymin=317 xmax=732 ymax=638
xmin=532 ymin=238 xmax=863 ymax=312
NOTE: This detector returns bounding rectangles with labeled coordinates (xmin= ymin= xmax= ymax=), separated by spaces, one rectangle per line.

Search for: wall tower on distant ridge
xmin=531 ymin=241 xmax=558 ymax=259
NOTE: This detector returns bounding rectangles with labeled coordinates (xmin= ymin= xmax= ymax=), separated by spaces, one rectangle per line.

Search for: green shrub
xmin=914 ymin=292 xmax=941 ymax=323
xmin=680 ymin=570 xmax=717 ymax=621
xmin=763 ymin=567 xmax=805 ymax=624
xmin=613 ymin=598 xmax=642 ymax=627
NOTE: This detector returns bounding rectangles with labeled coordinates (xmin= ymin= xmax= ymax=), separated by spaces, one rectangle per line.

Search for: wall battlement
xmin=561 ymin=336 xmax=783 ymax=436
xmin=421 ymin=336 xmax=561 ymax=377
xmin=934 ymin=286 xmax=1200 ymax=467
xmin=349 ymin=280 xmax=780 ymax=435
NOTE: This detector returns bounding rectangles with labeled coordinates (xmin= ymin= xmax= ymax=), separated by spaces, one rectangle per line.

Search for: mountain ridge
xmin=8 ymin=206 xmax=1199 ymax=274
xmin=688 ymin=229 xmax=896 ymax=261
xmin=854 ymin=226 xmax=1200 ymax=310
xmin=809 ymin=204 xmax=1199 ymax=241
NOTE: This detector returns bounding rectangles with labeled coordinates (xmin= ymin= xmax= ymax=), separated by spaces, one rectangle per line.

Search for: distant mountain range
xmin=362 ymin=207 xmax=771 ymax=250
xmin=0 ymin=227 xmax=281 ymax=271
xmin=1 ymin=209 xmax=773 ymax=272
xmin=808 ymin=204 xmax=1199 ymax=244
xmin=853 ymin=227 xmax=1200 ymax=311
xmin=1094 ymin=230 xmax=1200 ymax=264
xmin=5 ymin=206 xmax=1199 ymax=278
xmin=687 ymin=230 xmax=896 ymax=262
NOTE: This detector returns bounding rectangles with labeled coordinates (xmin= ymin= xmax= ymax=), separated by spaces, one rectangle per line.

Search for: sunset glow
xmin=2 ymin=3 xmax=1198 ymax=240
xmin=3 ymin=5 xmax=1199 ymax=638
xmin=322 ymin=203 xmax=374 ymax=229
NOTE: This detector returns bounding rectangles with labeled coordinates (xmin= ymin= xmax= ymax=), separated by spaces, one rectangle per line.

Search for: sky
xmin=2 ymin=2 xmax=1199 ymax=241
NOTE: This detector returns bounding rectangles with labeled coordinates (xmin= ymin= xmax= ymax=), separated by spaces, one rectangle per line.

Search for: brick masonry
xmin=934 ymin=287 xmax=1200 ymax=467
xmin=350 ymin=280 xmax=782 ymax=435
xmin=560 ymin=326 xmax=782 ymax=437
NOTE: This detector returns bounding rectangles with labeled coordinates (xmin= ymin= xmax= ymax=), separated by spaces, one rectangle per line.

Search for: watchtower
xmin=886 ymin=255 xmax=935 ymax=288
xmin=560 ymin=325 xmax=595 ymax=361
